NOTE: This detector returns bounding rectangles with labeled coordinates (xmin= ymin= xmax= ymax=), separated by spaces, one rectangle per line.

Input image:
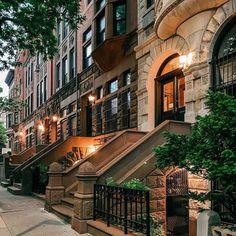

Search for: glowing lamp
xmin=88 ymin=95 xmax=95 ymax=104
xmin=52 ymin=115 xmax=58 ymax=122
xmin=179 ymin=52 xmax=193 ymax=69
xmin=38 ymin=124 xmax=45 ymax=132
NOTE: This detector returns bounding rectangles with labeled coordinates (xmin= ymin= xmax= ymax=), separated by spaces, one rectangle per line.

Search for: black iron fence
xmin=93 ymin=184 xmax=150 ymax=235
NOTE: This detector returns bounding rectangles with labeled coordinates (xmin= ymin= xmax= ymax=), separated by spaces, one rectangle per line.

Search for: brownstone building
xmin=3 ymin=0 xmax=236 ymax=235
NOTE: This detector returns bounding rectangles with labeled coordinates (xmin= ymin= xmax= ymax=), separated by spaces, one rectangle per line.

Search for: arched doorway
xmin=155 ymin=54 xmax=185 ymax=125
xmin=166 ymin=169 xmax=189 ymax=236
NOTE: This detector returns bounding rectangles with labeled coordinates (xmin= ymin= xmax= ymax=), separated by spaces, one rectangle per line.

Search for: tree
xmin=155 ymin=91 xmax=236 ymax=220
xmin=0 ymin=121 xmax=7 ymax=148
xmin=0 ymin=87 xmax=24 ymax=115
xmin=0 ymin=0 xmax=85 ymax=70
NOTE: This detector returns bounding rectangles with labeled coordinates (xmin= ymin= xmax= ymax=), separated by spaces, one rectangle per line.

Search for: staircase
xmin=8 ymin=136 xmax=96 ymax=195
xmin=1 ymin=163 xmax=19 ymax=188
xmin=51 ymin=192 xmax=76 ymax=223
xmin=7 ymin=182 xmax=22 ymax=195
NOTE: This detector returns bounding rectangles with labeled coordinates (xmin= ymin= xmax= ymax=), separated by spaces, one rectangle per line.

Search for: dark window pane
xmin=113 ymin=3 xmax=126 ymax=36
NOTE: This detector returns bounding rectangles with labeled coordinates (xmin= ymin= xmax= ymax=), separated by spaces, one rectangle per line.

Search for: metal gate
xmin=166 ymin=169 xmax=189 ymax=236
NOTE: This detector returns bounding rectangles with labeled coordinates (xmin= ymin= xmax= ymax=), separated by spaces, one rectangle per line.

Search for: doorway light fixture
xmin=52 ymin=115 xmax=58 ymax=122
xmin=88 ymin=95 xmax=96 ymax=104
xmin=38 ymin=124 xmax=45 ymax=132
xmin=179 ymin=52 xmax=193 ymax=69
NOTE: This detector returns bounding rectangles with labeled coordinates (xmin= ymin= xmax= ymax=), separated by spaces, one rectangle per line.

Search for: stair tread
xmin=8 ymin=186 xmax=21 ymax=191
xmin=52 ymin=205 xmax=74 ymax=218
xmin=61 ymin=197 xmax=75 ymax=206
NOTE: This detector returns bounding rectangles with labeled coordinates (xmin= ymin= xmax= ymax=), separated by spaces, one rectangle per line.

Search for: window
xmin=40 ymin=80 xmax=43 ymax=105
xmin=113 ymin=2 xmax=126 ymax=36
xmin=69 ymin=103 xmax=76 ymax=113
xmin=97 ymin=86 xmax=103 ymax=99
xmin=25 ymin=93 xmax=33 ymax=117
xmin=97 ymin=14 xmax=106 ymax=45
xmin=56 ymin=63 xmax=60 ymax=89
xmin=123 ymin=70 xmax=131 ymax=86
xmin=62 ymin=56 xmax=68 ymax=86
xmin=69 ymin=48 xmax=75 ymax=79
xmin=96 ymin=103 xmax=103 ymax=135
xmin=63 ymin=18 xmax=69 ymax=39
xmin=147 ymin=0 xmax=154 ymax=8
xmin=30 ymin=62 xmax=33 ymax=81
xmin=96 ymin=0 xmax=105 ymax=12
xmin=121 ymin=90 xmax=131 ymax=129
xmin=28 ymin=65 xmax=31 ymax=85
xmin=212 ymin=20 xmax=236 ymax=97
xmin=83 ymin=28 xmax=92 ymax=69
xmin=30 ymin=93 xmax=33 ymax=114
xmin=105 ymin=97 xmax=117 ymax=132
xmin=43 ymin=76 xmax=47 ymax=102
xmin=37 ymin=84 xmax=39 ymax=107
xmin=57 ymin=21 xmax=61 ymax=45
xmin=108 ymin=79 xmax=118 ymax=93
xmin=26 ymin=127 xmax=33 ymax=149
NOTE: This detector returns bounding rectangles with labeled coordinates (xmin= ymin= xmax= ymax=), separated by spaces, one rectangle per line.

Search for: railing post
xmin=45 ymin=162 xmax=64 ymax=211
xmin=124 ymin=188 xmax=128 ymax=234
xmin=146 ymin=191 xmax=150 ymax=236
xmin=72 ymin=161 xmax=97 ymax=234
xmin=93 ymin=184 xmax=96 ymax=221
xmin=107 ymin=186 xmax=110 ymax=227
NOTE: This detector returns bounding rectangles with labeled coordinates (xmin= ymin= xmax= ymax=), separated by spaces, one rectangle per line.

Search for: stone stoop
xmin=87 ymin=220 xmax=143 ymax=236
xmin=7 ymin=183 xmax=22 ymax=195
xmin=1 ymin=179 xmax=11 ymax=188
xmin=51 ymin=196 xmax=75 ymax=223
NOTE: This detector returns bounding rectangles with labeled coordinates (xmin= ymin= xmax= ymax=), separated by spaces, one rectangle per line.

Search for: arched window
xmin=212 ymin=18 xmax=236 ymax=96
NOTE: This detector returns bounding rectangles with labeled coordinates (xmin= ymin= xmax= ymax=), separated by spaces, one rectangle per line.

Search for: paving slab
xmin=0 ymin=186 xmax=89 ymax=236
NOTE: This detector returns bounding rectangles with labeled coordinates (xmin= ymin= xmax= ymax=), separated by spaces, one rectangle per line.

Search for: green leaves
xmin=0 ymin=122 xmax=7 ymax=148
xmin=0 ymin=0 xmax=85 ymax=70
xmin=155 ymin=91 xmax=236 ymax=207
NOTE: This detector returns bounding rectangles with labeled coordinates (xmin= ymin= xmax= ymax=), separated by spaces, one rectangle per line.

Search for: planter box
xmin=212 ymin=226 xmax=236 ymax=236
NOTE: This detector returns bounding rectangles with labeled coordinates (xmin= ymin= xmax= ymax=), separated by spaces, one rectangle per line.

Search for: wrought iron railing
xmin=211 ymin=52 xmax=236 ymax=97
xmin=94 ymin=184 xmax=150 ymax=235
xmin=212 ymin=181 xmax=236 ymax=224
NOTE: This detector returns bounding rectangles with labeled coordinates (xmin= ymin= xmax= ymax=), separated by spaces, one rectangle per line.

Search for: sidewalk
xmin=0 ymin=186 xmax=87 ymax=236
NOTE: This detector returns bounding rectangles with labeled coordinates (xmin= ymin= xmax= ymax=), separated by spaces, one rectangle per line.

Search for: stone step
xmin=13 ymin=182 xmax=22 ymax=189
xmin=61 ymin=197 xmax=75 ymax=207
xmin=1 ymin=180 xmax=10 ymax=188
xmin=7 ymin=186 xmax=22 ymax=195
xmin=51 ymin=204 xmax=74 ymax=223
xmin=69 ymin=191 xmax=76 ymax=196
xmin=31 ymin=192 xmax=46 ymax=201
xmin=87 ymin=220 xmax=136 ymax=236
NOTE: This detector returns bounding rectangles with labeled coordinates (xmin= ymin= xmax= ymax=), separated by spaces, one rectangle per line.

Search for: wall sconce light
xmin=19 ymin=131 xmax=23 ymax=137
xmin=88 ymin=95 xmax=96 ymax=104
xmin=38 ymin=124 xmax=45 ymax=132
xmin=179 ymin=52 xmax=193 ymax=69
xmin=52 ymin=115 xmax=58 ymax=122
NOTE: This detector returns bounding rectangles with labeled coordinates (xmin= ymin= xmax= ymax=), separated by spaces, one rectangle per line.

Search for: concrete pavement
xmin=0 ymin=186 xmax=87 ymax=236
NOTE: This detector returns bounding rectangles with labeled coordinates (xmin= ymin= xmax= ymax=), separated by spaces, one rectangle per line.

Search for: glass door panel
xmin=163 ymin=81 xmax=174 ymax=112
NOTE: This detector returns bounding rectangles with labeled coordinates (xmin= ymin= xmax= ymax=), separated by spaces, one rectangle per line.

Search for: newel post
xmin=72 ymin=161 xmax=97 ymax=234
xmin=45 ymin=162 xmax=65 ymax=211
